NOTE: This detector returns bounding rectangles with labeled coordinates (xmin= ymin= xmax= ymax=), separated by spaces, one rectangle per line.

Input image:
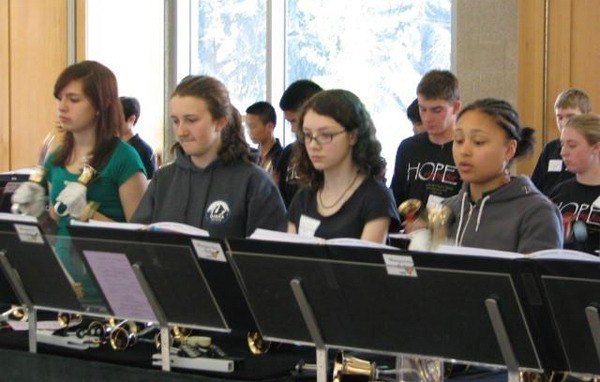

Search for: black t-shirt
xmin=259 ymin=138 xmax=283 ymax=176
xmin=531 ymin=139 xmax=574 ymax=196
xmin=127 ymin=134 xmax=157 ymax=179
xmin=288 ymin=177 xmax=400 ymax=239
xmin=550 ymin=178 xmax=600 ymax=255
xmin=390 ymin=132 xmax=462 ymax=208
xmin=274 ymin=142 xmax=301 ymax=208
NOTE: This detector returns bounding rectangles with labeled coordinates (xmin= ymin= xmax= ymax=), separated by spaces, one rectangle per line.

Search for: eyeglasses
xmin=301 ymin=130 xmax=347 ymax=145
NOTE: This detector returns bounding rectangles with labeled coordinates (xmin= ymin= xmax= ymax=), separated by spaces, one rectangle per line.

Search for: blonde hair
xmin=554 ymin=88 xmax=592 ymax=113
xmin=565 ymin=113 xmax=600 ymax=145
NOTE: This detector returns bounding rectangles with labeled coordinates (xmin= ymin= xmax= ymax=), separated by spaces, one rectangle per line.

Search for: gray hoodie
xmin=132 ymin=146 xmax=287 ymax=238
xmin=444 ymin=176 xmax=563 ymax=254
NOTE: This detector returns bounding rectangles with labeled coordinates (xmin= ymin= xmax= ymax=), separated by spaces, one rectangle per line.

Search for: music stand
xmin=534 ymin=254 xmax=600 ymax=376
xmin=67 ymin=224 xmax=239 ymax=372
xmin=0 ymin=213 xmax=83 ymax=352
xmin=227 ymin=238 xmax=543 ymax=382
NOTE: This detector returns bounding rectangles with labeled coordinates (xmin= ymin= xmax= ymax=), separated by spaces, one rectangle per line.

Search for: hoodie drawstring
xmin=475 ymin=195 xmax=490 ymax=233
xmin=455 ymin=192 xmax=468 ymax=246
xmin=456 ymin=193 xmax=491 ymax=246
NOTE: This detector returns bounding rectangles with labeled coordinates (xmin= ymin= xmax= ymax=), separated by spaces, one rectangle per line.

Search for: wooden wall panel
xmin=9 ymin=0 xmax=67 ymax=169
xmin=570 ymin=0 xmax=600 ymax=113
xmin=517 ymin=0 xmax=546 ymax=176
xmin=0 ymin=0 xmax=9 ymax=171
xmin=545 ymin=0 xmax=572 ymax=144
xmin=76 ymin=0 xmax=85 ymax=62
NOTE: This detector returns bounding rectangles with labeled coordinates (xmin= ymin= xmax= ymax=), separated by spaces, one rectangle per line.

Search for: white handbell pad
xmin=11 ymin=182 xmax=47 ymax=217
xmin=408 ymin=228 xmax=432 ymax=252
xmin=56 ymin=181 xmax=88 ymax=218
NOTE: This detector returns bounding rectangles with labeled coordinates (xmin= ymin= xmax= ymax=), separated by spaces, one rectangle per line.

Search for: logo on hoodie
xmin=206 ymin=200 xmax=230 ymax=224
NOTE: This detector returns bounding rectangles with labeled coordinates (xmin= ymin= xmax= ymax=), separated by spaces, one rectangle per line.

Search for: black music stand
xmin=534 ymin=254 xmax=600 ymax=376
xmin=227 ymin=238 xmax=544 ymax=382
xmin=0 ymin=213 xmax=83 ymax=353
xmin=0 ymin=251 xmax=17 ymax=307
xmin=67 ymin=224 xmax=240 ymax=372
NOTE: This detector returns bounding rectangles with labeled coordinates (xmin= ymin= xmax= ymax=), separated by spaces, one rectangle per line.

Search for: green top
xmin=44 ymin=140 xmax=145 ymax=306
xmin=45 ymin=139 xmax=146 ymax=228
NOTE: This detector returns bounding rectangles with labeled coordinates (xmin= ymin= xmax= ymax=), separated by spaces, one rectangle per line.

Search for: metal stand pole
xmin=290 ymin=278 xmax=328 ymax=382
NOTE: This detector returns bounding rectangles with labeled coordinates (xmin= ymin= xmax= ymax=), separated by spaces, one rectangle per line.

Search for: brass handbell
xmin=247 ymin=331 xmax=271 ymax=355
xmin=57 ymin=312 xmax=82 ymax=328
xmin=1 ymin=305 xmax=29 ymax=322
xmin=109 ymin=320 xmax=140 ymax=351
xmin=398 ymin=199 xmax=426 ymax=224
xmin=427 ymin=205 xmax=452 ymax=250
xmin=333 ymin=352 xmax=377 ymax=382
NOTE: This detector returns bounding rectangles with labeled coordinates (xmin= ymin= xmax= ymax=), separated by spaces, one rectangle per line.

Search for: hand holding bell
xmin=398 ymin=199 xmax=428 ymax=233
xmin=54 ymin=164 xmax=97 ymax=218
xmin=11 ymin=166 xmax=47 ymax=217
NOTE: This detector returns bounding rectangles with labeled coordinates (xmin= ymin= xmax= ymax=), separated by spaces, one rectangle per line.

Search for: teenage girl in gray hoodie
xmin=132 ymin=75 xmax=287 ymax=238
xmin=444 ymin=98 xmax=563 ymax=254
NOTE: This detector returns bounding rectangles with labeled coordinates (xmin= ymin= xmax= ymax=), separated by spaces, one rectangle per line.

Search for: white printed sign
xmin=14 ymin=224 xmax=44 ymax=244
xmin=382 ymin=253 xmax=417 ymax=277
xmin=192 ymin=239 xmax=227 ymax=263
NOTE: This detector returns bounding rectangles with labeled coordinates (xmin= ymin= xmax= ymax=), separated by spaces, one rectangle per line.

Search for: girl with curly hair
xmin=287 ymin=89 xmax=399 ymax=243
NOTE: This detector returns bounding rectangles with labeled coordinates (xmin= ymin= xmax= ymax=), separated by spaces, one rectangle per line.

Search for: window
xmin=189 ymin=0 xmax=267 ymax=117
xmin=86 ymin=0 xmax=165 ymax=158
xmin=185 ymin=0 xmax=451 ymax=181
xmin=286 ymin=1 xmax=452 ymax=182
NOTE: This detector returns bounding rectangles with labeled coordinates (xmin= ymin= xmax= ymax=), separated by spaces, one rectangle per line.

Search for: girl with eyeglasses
xmin=287 ymin=89 xmax=399 ymax=243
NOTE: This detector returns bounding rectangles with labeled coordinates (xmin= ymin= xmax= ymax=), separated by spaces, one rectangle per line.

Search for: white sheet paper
xmin=83 ymin=250 xmax=157 ymax=322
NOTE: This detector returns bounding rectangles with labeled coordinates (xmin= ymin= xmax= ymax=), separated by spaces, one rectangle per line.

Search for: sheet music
xmin=435 ymin=244 xmax=525 ymax=259
xmin=249 ymin=228 xmax=324 ymax=244
xmin=530 ymin=249 xmax=600 ymax=263
xmin=148 ymin=221 xmax=209 ymax=236
xmin=0 ymin=212 xmax=38 ymax=223
xmin=70 ymin=219 xmax=147 ymax=231
xmin=388 ymin=232 xmax=411 ymax=240
xmin=326 ymin=237 xmax=397 ymax=250
xmin=82 ymin=250 xmax=157 ymax=322
xmin=0 ymin=168 xmax=35 ymax=176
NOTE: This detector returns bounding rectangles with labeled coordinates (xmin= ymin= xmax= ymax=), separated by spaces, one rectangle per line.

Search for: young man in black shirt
xmin=120 ymin=96 xmax=158 ymax=179
xmin=390 ymin=70 xmax=462 ymax=212
xmin=245 ymin=101 xmax=282 ymax=178
xmin=274 ymin=80 xmax=322 ymax=207
xmin=531 ymin=88 xmax=591 ymax=196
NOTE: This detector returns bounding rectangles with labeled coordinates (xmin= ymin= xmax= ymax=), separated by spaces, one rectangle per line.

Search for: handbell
xmin=11 ymin=166 xmax=47 ymax=215
xmin=1 ymin=305 xmax=29 ymax=322
xmin=333 ymin=352 xmax=377 ymax=382
xmin=398 ymin=199 xmax=425 ymax=224
xmin=54 ymin=163 xmax=98 ymax=217
xmin=247 ymin=331 xmax=272 ymax=355
xmin=427 ymin=205 xmax=452 ymax=250
xmin=57 ymin=312 xmax=82 ymax=328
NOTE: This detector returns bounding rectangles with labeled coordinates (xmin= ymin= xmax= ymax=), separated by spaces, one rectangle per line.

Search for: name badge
xmin=548 ymin=159 xmax=563 ymax=172
xmin=426 ymin=194 xmax=444 ymax=209
xmin=298 ymin=215 xmax=321 ymax=237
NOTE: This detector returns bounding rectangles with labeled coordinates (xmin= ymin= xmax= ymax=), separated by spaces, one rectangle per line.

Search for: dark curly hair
xmin=295 ymin=89 xmax=386 ymax=190
xmin=458 ymin=98 xmax=535 ymax=160
xmin=171 ymin=75 xmax=251 ymax=163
